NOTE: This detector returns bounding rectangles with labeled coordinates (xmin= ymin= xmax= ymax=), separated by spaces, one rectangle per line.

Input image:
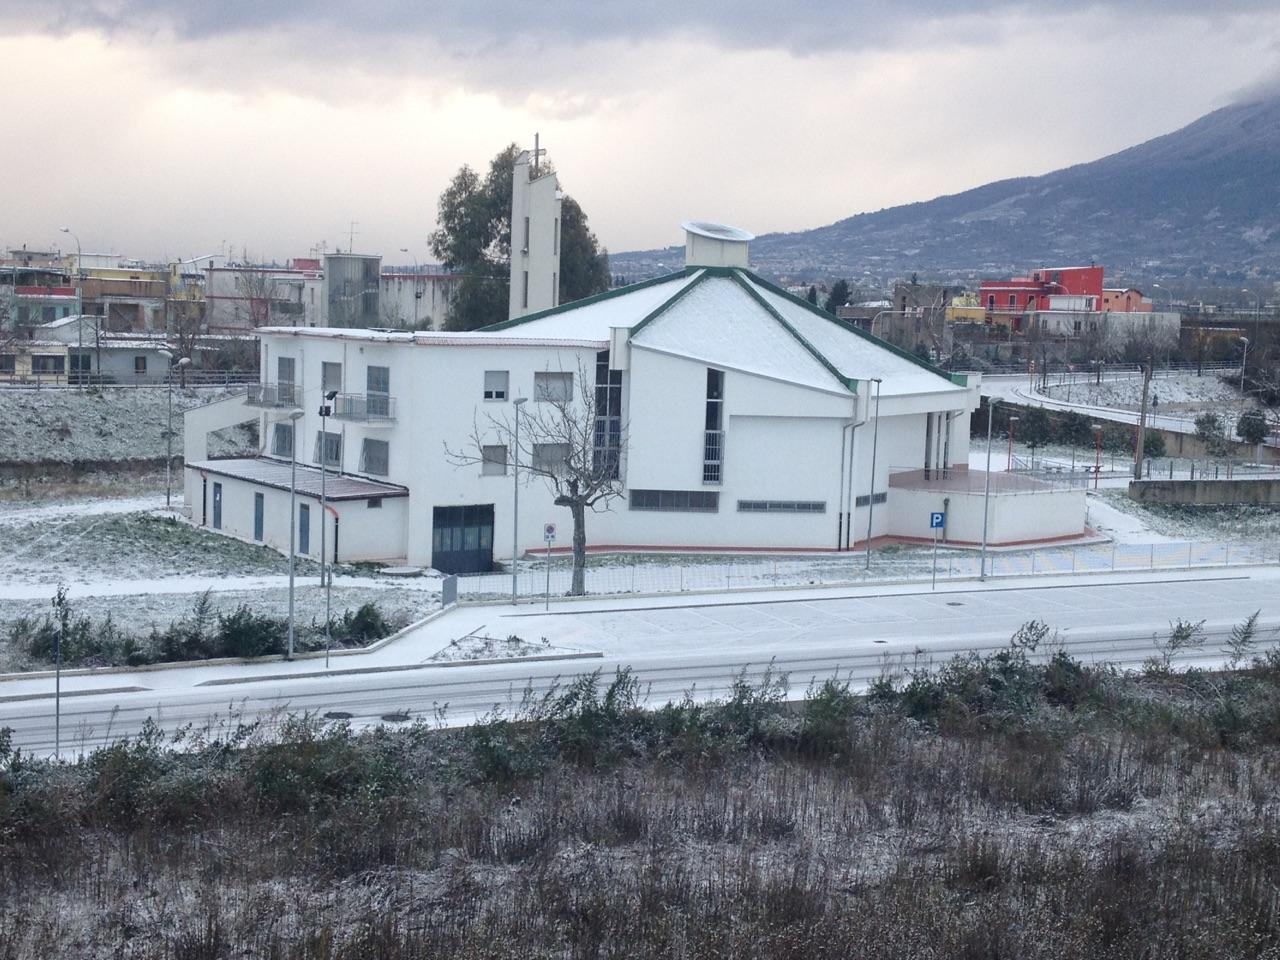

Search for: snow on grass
xmin=1094 ymin=488 xmax=1280 ymax=544
xmin=1043 ymin=371 xmax=1241 ymax=409
xmin=0 ymin=386 xmax=255 ymax=464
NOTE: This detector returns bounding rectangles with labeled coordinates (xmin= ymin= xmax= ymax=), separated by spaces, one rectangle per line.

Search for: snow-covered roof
xmin=188 ymin=457 xmax=408 ymax=501
xmin=484 ymin=267 xmax=967 ymax=398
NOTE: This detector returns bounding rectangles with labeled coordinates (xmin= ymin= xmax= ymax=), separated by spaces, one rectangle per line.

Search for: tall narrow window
xmin=703 ymin=368 xmax=725 ymax=484
xmin=522 ymin=271 xmax=529 ymax=309
xmin=522 ymin=216 xmax=530 ymax=253
xmin=277 ymin=356 xmax=296 ymax=404
xmin=593 ymin=350 xmax=622 ymax=481
xmin=367 ymin=365 xmax=390 ymax=417
xmin=272 ymin=422 xmax=294 ymax=458
xmin=553 ymin=217 xmax=560 ymax=255
xmin=322 ymin=361 xmax=342 ymax=395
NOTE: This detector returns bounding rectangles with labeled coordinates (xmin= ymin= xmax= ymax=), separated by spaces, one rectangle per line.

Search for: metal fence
xmin=456 ymin=540 xmax=1278 ymax=603
xmin=0 ymin=370 xmax=258 ymax=389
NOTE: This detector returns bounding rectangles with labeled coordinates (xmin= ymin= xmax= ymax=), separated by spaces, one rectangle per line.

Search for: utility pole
xmin=1133 ymin=356 xmax=1153 ymax=481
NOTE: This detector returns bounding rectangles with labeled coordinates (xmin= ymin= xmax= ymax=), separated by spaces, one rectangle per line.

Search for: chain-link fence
xmin=455 ymin=540 xmax=1278 ymax=603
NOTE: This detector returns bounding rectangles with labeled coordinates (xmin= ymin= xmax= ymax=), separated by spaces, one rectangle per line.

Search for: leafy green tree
xmin=1058 ymin=410 xmax=1093 ymax=448
xmin=429 ymin=144 xmax=609 ymax=331
xmin=1019 ymin=406 xmax=1052 ymax=448
xmin=1143 ymin=431 xmax=1166 ymax=458
xmin=823 ymin=279 xmax=851 ymax=315
xmin=1237 ymin=410 xmax=1269 ymax=446
xmin=1195 ymin=412 xmax=1231 ymax=458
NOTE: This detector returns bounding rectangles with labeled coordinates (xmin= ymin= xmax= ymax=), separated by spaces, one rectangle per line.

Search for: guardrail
xmin=455 ymin=539 xmax=1277 ymax=602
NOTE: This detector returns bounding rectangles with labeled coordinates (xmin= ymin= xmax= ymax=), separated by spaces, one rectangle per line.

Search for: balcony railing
xmin=246 ymin=382 xmax=297 ymax=407
xmin=703 ymin=429 xmax=724 ymax=484
xmin=332 ymin=392 xmax=396 ymax=421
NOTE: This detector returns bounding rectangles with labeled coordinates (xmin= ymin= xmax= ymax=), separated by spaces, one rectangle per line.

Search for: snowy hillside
xmin=0 ymin=387 xmax=257 ymax=465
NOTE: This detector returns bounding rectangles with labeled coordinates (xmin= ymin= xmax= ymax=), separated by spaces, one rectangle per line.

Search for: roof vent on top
xmin=682 ymin=220 xmax=753 ymax=269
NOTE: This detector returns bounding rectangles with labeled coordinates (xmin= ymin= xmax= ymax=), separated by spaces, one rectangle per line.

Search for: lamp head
xmin=513 ymin=396 xmax=528 ymax=407
xmin=177 ymin=357 xmax=191 ymax=367
xmin=288 ymin=408 xmax=305 ymax=421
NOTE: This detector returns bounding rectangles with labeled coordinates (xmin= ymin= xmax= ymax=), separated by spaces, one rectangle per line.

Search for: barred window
xmin=629 ymin=489 xmax=719 ymax=513
xmin=854 ymin=491 xmax=888 ymax=507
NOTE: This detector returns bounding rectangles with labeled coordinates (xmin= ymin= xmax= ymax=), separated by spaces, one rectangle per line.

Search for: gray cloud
xmin=5 ymin=0 xmax=1273 ymax=56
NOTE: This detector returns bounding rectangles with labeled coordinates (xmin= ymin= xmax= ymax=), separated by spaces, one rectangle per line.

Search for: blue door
xmin=212 ymin=482 xmax=223 ymax=530
xmin=299 ymin=503 xmax=310 ymax=555
xmin=253 ymin=493 xmax=264 ymax=541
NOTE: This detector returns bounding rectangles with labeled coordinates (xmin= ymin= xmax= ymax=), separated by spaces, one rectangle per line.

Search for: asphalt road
xmin=3 ymin=568 xmax=1278 ymax=756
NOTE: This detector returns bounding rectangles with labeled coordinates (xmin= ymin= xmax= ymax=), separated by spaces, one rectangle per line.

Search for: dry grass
xmin=2 ymin=632 xmax=1280 ymax=958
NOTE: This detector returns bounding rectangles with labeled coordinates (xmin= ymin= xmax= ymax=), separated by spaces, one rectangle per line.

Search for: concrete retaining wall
xmin=1129 ymin=477 xmax=1280 ymax=506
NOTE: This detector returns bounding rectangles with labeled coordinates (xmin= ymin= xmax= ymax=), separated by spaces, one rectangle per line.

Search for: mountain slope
xmin=612 ymin=95 xmax=1280 ymax=281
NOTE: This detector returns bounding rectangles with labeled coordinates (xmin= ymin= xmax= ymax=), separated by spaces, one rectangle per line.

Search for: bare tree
xmin=233 ymin=269 xmax=276 ymax=328
xmin=168 ymin=298 xmax=205 ymax=384
xmin=447 ymin=359 xmax=624 ymax=595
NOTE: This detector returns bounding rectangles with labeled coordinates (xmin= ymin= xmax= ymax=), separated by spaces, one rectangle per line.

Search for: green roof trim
xmin=627 ymin=269 xmax=709 ymax=338
xmin=740 ymin=271 xmax=964 ymax=386
xmin=476 ymin=270 xmax=689 ymax=332
xmin=727 ymin=271 xmax=856 ymax=394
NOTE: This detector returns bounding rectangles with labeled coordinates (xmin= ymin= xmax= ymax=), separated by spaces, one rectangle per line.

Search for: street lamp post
xmin=1007 ymin=416 xmax=1019 ymax=471
xmin=286 ymin=407 xmax=305 ymax=660
xmin=1092 ymin=424 xmax=1104 ymax=490
xmin=511 ymin=396 xmax=527 ymax=603
xmin=59 ymin=227 xmax=82 ymax=386
xmin=319 ymin=390 xmax=336 ymax=667
xmin=400 ymin=248 xmax=420 ymax=328
xmin=1239 ymin=337 xmax=1250 ymax=396
xmin=864 ymin=378 xmax=883 ymax=571
xmin=979 ymin=399 xmax=999 ymax=580
xmin=158 ymin=350 xmax=191 ymax=509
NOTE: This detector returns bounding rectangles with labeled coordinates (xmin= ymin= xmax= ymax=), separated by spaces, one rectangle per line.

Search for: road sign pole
xmin=932 ymin=527 xmax=938 ymax=591
xmin=545 ymin=540 xmax=551 ymax=610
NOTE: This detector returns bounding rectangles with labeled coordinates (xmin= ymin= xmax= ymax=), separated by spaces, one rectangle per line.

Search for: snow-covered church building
xmin=183 ymin=221 xmax=1085 ymax=573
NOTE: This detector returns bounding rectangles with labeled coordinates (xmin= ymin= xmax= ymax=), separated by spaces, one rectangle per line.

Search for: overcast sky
xmin=2 ymin=1 xmax=1278 ymax=264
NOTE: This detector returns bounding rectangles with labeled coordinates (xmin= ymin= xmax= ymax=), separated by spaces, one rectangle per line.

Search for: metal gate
xmin=431 ymin=504 xmax=494 ymax=574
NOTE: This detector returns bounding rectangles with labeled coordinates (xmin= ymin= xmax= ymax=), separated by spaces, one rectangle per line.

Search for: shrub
xmin=216 ymin=605 xmax=285 ymax=659
xmin=331 ymin=602 xmax=391 ymax=645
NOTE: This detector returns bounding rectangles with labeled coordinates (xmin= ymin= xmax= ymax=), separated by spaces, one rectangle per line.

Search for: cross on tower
xmin=531 ymin=132 xmax=546 ymax=174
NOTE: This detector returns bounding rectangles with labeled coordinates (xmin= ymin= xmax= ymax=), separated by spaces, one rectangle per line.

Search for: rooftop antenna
xmin=347 ymin=222 xmax=358 ymax=253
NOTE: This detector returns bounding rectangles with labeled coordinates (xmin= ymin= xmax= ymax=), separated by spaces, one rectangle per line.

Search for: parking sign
xmin=930 ymin=511 xmax=945 ymax=529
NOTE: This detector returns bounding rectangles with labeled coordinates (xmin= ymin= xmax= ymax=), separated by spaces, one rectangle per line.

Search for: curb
xmin=0 ymin=603 xmax=460 ymax=685
xmin=195 ymin=649 xmax=603 ymax=686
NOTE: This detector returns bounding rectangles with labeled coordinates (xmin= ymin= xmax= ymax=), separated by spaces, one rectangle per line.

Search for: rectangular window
xmin=253 ymin=492 xmax=265 ymax=541
xmin=552 ymin=272 xmax=558 ymax=307
xmin=553 ymin=217 xmax=560 ymax=256
xmin=314 ymin=430 xmax=342 ymax=468
xmin=277 ymin=356 xmax=296 ymax=403
xmin=322 ymin=361 xmax=342 ymax=395
xmin=272 ymin=422 xmax=294 ymax=457
xmin=593 ymin=350 xmax=622 ymax=481
xmin=31 ymin=355 xmax=65 ymax=374
xmin=0 ymin=355 xmax=14 ymax=374
xmin=629 ymin=489 xmax=719 ymax=513
xmin=522 ymin=271 xmax=529 ymax=309
xmin=522 ymin=216 xmax=530 ymax=252
xmin=366 ymin=365 xmax=390 ymax=417
xmin=360 ymin=438 xmax=389 ymax=476
xmin=134 ymin=356 xmax=147 ymax=375
xmin=737 ymin=500 xmax=826 ymax=513
xmin=212 ymin=482 xmax=223 ymax=529
xmin=483 ymin=370 xmax=509 ymax=401
xmin=532 ymin=442 xmax=570 ymax=475
xmin=367 ymin=497 xmax=382 ymax=509
xmin=534 ymin=371 xmax=572 ymax=403
xmin=299 ymin=503 xmax=310 ymax=554
xmin=1008 ymin=294 xmax=1016 ymax=308
xmin=854 ymin=491 xmax=888 ymax=507
xmin=481 ymin=444 xmax=508 ymax=476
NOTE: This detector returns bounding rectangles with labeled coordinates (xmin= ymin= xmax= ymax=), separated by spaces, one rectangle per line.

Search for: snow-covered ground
xmin=1042 ymin=371 xmax=1241 ymax=410
xmin=0 ymin=386 xmax=255 ymax=465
